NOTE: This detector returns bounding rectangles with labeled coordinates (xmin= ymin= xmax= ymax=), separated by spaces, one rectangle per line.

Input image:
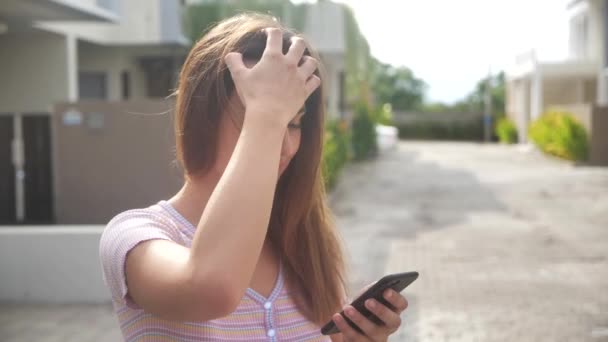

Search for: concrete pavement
xmin=332 ymin=142 xmax=608 ymax=341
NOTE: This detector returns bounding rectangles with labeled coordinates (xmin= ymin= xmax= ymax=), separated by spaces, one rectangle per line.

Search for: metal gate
xmin=0 ymin=113 xmax=54 ymax=224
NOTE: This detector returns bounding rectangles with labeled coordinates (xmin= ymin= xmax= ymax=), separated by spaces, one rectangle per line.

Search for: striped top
xmin=99 ymin=200 xmax=331 ymax=341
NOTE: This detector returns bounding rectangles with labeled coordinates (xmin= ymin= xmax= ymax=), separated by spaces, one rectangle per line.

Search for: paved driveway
xmin=2 ymin=142 xmax=607 ymax=341
xmin=332 ymin=142 xmax=608 ymax=341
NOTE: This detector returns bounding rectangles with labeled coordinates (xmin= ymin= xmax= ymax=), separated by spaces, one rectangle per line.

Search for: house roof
xmin=567 ymin=0 xmax=586 ymax=10
xmin=507 ymin=59 xmax=599 ymax=80
xmin=0 ymin=0 xmax=118 ymax=24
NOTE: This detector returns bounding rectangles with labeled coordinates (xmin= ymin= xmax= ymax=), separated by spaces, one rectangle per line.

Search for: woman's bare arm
xmin=124 ymin=120 xmax=284 ymax=321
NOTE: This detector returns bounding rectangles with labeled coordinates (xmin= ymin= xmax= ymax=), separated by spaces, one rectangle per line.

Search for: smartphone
xmin=320 ymin=271 xmax=419 ymax=335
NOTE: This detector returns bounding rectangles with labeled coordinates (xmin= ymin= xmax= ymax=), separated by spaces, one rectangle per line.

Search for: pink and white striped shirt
xmin=99 ymin=200 xmax=331 ymax=341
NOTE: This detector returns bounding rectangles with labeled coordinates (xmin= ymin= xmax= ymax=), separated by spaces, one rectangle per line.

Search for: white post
xmin=66 ymin=33 xmax=78 ymax=101
xmin=598 ymin=70 xmax=608 ymax=105
xmin=599 ymin=0 xmax=608 ymax=106
xmin=530 ymin=65 xmax=543 ymax=121
xmin=519 ymin=79 xmax=530 ymax=144
xmin=12 ymin=113 xmax=25 ymax=222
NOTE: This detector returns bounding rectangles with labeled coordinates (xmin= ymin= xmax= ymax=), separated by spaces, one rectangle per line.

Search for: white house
xmin=506 ymin=0 xmax=607 ymax=141
xmin=0 ymin=0 xmax=188 ymax=224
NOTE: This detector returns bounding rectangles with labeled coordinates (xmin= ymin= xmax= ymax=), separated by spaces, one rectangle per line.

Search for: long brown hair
xmin=173 ymin=13 xmax=347 ymax=325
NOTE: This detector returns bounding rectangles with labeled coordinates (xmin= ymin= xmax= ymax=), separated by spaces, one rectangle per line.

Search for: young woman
xmin=99 ymin=13 xmax=408 ymax=341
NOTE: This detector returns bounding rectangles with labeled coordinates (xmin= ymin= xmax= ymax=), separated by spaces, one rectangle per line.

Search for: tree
xmin=370 ymin=57 xmax=427 ymax=111
xmin=420 ymin=71 xmax=506 ymax=115
xmin=464 ymin=71 xmax=506 ymax=116
xmin=184 ymin=0 xmax=301 ymax=42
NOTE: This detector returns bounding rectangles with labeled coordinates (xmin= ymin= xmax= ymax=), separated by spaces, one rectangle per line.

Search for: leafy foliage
xmin=351 ymin=102 xmax=378 ymax=160
xmin=396 ymin=119 xmax=484 ymax=141
xmin=322 ymin=119 xmax=351 ymax=188
xmin=496 ymin=117 xmax=517 ymax=144
xmin=528 ymin=111 xmax=589 ymax=161
xmin=370 ymin=58 xmax=427 ymax=111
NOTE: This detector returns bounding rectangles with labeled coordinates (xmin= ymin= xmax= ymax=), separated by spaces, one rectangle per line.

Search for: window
xmin=78 ymin=72 xmax=107 ymax=100
xmin=139 ymin=57 xmax=175 ymax=98
xmin=121 ymin=71 xmax=130 ymax=100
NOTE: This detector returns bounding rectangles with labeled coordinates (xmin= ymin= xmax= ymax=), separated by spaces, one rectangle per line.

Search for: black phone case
xmin=320 ymin=271 xmax=418 ymax=335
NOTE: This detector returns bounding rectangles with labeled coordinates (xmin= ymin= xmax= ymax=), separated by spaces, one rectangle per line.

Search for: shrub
xmin=352 ymin=102 xmax=378 ymax=160
xmin=496 ymin=117 xmax=518 ymax=144
xmin=322 ymin=119 xmax=350 ymax=189
xmin=528 ymin=110 xmax=589 ymax=161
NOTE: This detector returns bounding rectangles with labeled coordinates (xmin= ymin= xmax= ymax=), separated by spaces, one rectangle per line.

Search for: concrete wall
xmin=0 ymin=226 xmax=109 ymax=303
xmin=543 ymin=77 xmax=597 ymax=107
xmin=0 ymin=30 xmax=69 ymax=113
xmin=53 ymin=100 xmax=183 ymax=224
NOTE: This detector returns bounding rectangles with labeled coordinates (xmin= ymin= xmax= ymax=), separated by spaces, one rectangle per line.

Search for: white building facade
xmin=506 ymin=0 xmax=607 ymax=143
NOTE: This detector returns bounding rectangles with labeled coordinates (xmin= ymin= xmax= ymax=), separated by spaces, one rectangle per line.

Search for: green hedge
xmin=528 ymin=110 xmax=589 ymax=162
xmin=396 ymin=119 xmax=483 ymax=141
xmin=352 ymin=102 xmax=378 ymax=160
xmin=322 ymin=102 xmax=385 ymax=188
xmin=322 ymin=119 xmax=351 ymax=189
xmin=496 ymin=117 xmax=518 ymax=144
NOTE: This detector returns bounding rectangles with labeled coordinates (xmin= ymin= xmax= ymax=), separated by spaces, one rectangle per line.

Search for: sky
xmin=299 ymin=0 xmax=571 ymax=103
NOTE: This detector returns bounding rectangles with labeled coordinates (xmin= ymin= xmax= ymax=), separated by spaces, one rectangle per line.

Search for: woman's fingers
xmin=224 ymin=52 xmax=245 ymax=75
xmin=263 ymin=28 xmax=283 ymax=56
xmin=287 ymin=37 xmax=307 ymax=64
xmin=304 ymin=75 xmax=321 ymax=96
xmin=332 ymin=313 xmax=368 ymax=341
xmin=229 ymin=27 xmax=320 ymax=126
xmin=383 ymin=289 xmax=409 ymax=313
xmin=365 ymin=299 xmax=402 ymax=332
xmin=299 ymin=56 xmax=318 ymax=80
xmin=343 ymin=305 xmax=384 ymax=340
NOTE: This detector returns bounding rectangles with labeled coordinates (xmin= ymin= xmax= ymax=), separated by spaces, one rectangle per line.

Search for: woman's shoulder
xmin=107 ymin=202 xmax=167 ymax=224
xmin=102 ymin=201 xmax=183 ymax=242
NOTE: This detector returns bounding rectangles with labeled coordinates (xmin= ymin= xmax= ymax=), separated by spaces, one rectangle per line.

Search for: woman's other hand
xmin=332 ymin=288 xmax=409 ymax=342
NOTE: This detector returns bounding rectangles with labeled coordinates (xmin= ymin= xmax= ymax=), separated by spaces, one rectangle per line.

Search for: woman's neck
xmin=168 ymin=172 xmax=218 ymax=230
xmin=168 ymin=171 xmax=275 ymax=252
